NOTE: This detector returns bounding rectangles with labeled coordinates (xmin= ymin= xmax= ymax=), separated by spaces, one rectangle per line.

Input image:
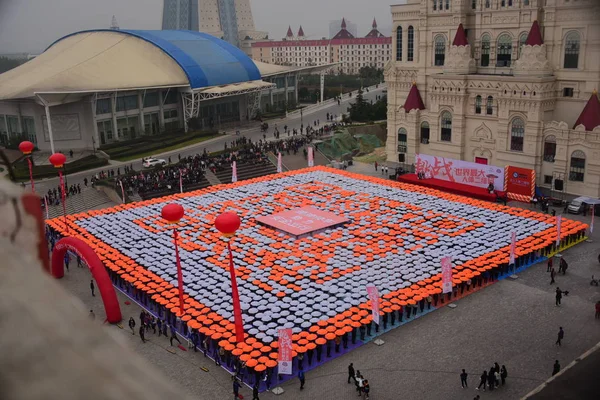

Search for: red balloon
xmin=19 ymin=141 xmax=34 ymax=155
xmin=215 ymin=212 xmax=241 ymax=235
xmin=161 ymin=203 xmax=184 ymax=223
xmin=48 ymin=153 xmax=67 ymax=168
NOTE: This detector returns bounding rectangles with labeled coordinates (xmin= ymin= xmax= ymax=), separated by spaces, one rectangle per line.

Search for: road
xmin=32 ymin=85 xmax=387 ymax=193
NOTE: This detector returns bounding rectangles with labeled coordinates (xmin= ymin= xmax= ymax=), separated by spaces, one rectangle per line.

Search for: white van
xmin=567 ymin=196 xmax=589 ymax=214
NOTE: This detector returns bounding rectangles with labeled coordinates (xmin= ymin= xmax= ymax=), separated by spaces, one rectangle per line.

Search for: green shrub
xmin=13 ymin=155 xmax=108 ymax=180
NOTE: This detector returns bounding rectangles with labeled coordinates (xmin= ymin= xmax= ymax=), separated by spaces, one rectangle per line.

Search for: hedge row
xmin=13 ymin=155 xmax=109 ymax=180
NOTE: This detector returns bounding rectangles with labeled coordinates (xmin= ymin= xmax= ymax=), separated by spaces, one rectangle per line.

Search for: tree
xmin=0 ymin=57 xmax=28 ymax=74
xmin=348 ymin=89 xmax=371 ymax=122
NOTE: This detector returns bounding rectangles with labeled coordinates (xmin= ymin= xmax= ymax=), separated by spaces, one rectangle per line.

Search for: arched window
xmin=420 ymin=122 xmax=430 ymax=144
xmin=408 ymin=26 xmax=414 ymax=61
xmin=543 ymin=135 xmax=556 ymax=162
xmin=396 ymin=26 xmax=403 ymax=61
xmin=475 ymin=95 xmax=482 ymax=114
xmin=518 ymin=32 xmax=528 ymax=58
xmin=569 ymin=150 xmax=586 ymax=182
xmin=486 ymin=96 xmax=493 ymax=115
xmin=445 ymin=0 xmax=450 ymax=10
xmin=434 ymin=35 xmax=446 ymax=66
xmin=433 ymin=0 xmax=437 ymax=10
xmin=471 ymin=0 xmax=476 ymax=10
xmin=510 ymin=117 xmax=524 ymax=152
xmin=485 ymin=0 xmax=490 ymax=8
xmin=496 ymin=34 xmax=513 ymax=67
xmin=481 ymin=34 xmax=491 ymax=67
xmin=397 ymin=128 xmax=408 ymax=153
xmin=440 ymin=111 xmax=452 ymax=142
xmin=564 ymin=31 xmax=581 ymax=69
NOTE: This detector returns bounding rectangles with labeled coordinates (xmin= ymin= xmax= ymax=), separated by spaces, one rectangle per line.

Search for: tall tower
xmin=162 ymin=0 xmax=199 ymax=30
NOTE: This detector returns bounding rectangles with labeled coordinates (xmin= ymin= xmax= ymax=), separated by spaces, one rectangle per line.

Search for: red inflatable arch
xmin=51 ymin=237 xmax=122 ymax=323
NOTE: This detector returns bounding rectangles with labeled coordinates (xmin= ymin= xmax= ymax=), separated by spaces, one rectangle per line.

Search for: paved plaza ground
xmin=56 ymin=188 xmax=600 ymax=399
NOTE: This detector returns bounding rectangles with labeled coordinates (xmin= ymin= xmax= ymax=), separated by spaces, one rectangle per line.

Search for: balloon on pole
xmin=49 ymin=152 xmax=68 ymax=232
xmin=19 ymin=141 xmax=35 ymax=193
xmin=215 ymin=212 xmax=245 ymax=343
xmin=161 ymin=203 xmax=186 ymax=315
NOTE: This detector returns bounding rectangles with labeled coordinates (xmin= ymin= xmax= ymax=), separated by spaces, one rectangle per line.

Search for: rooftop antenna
xmin=110 ymin=15 xmax=120 ymax=30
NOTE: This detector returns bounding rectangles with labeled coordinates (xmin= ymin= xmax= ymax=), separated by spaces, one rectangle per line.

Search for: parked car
xmin=567 ymin=197 xmax=587 ymax=214
xmin=142 ymin=157 xmax=166 ymax=168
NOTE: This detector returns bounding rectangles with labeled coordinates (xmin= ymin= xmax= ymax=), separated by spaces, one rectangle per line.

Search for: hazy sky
xmin=0 ymin=0 xmax=398 ymax=54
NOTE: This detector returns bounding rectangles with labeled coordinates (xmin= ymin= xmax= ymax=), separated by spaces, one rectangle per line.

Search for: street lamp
xmin=215 ymin=212 xmax=245 ymax=343
xmin=18 ymin=141 xmax=35 ymax=193
xmin=161 ymin=203 xmax=186 ymax=316
xmin=49 ymin=152 xmax=68 ymax=232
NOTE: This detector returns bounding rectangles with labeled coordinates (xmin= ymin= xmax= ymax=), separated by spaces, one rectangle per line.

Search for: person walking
xmin=487 ymin=367 xmax=496 ymax=391
xmin=128 ymin=317 xmax=136 ymax=335
xmin=476 ymin=370 xmax=487 ymax=391
xmin=547 ymin=257 xmax=553 ymax=272
xmin=555 ymin=287 xmax=563 ymax=306
xmin=90 ymin=279 xmax=95 ymax=297
xmin=460 ymin=369 xmax=468 ymax=388
xmin=348 ymin=363 xmax=356 ymax=384
xmin=556 ymin=327 xmax=564 ymax=346
xmin=354 ymin=371 xmax=363 ymax=395
xmin=232 ymin=377 xmax=241 ymax=399
xmin=595 ymin=301 xmax=600 ymax=319
xmin=552 ymin=360 xmax=561 ymax=376
xmin=89 ymin=310 xmax=95 ymax=320
xmin=362 ymin=379 xmax=370 ymax=400
xmin=500 ymin=365 xmax=508 ymax=385
xmin=252 ymin=383 xmax=259 ymax=400
xmin=170 ymin=326 xmax=182 ymax=346
xmin=64 ymin=253 xmax=70 ymax=271
xmin=139 ymin=325 xmax=146 ymax=343
xmin=298 ymin=369 xmax=305 ymax=390
xmin=374 ymin=161 xmax=378 ymax=171
xmin=550 ymin=267 xmax=556 ymax=284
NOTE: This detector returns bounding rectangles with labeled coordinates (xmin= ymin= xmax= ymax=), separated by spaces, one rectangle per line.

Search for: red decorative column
xmin=161 ymin=203 xmax=186 ymax=315
xmin=18 ymin=141 xmax=35 ymax=193
xmin=49 ymin=153 xmax=68 ymax=232
xmin=215 ymin=212 xmax=245 ymax=343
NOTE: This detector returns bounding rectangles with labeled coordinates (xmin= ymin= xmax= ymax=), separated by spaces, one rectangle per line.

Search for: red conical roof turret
xmin=286 ymin=26 xmax=293 ymax=37
xmin=372 ymin=18 xmax=377 ymax=29
xmin=298 ymin=26 xmax=305 ymax=37
xmin=341 ymin=18 xmax=347 ymax=29
xmin=525 ymin=20 xmax=543 ymax=46
xmin=452 ymin=23 xmax=469 ymax=46
xmin=573 ymin=90 xmax=600 ymax=131
xmin=403 ymin=83 xmax=426 ymax=112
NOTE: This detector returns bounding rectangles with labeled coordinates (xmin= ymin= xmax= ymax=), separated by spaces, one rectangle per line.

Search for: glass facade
xmin=97 ymin=120 xmax=113 ymax=145
xmin=163 ymin=90 xmax=179 ymax=105
xmin=162 ymin=0 xmax=199 ymax=30
xmin=22 ymin=116 xmax=36 ymax=144
xmin=117 ymin=116 xmax=140 ymax=139
xmin=143 ymin=91 xmax=159 ymax=108
xmin=144 ymin=112 xmax=160 ymax=135
xmin=116 ymin=95 xmax=138 ymax=112
xmin=96 ymin=98 xmax=111 ymax=114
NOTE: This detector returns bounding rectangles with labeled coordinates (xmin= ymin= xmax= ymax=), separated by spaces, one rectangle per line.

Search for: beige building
xmin=385 ymin=0 xmax=600 ymax=197
xmin=251 ymin=19 xmax=392 ymax=75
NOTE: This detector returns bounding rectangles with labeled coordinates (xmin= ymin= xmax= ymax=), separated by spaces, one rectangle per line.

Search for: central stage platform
xmin=397 ymin=174 xmax=507 ymax=202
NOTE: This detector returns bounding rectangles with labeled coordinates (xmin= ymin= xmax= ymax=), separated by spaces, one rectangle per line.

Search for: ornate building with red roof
xmin=385 ymin=0 xmax=600 ymax=197
xmin=251 ymin=18 xmax=392 ymax=74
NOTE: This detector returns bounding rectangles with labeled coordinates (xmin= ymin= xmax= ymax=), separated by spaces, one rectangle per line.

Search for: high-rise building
xmin=162 ymin=0 xmax=199 ymax=31
xmin=161 ymin=0 xmax=267 ymax=55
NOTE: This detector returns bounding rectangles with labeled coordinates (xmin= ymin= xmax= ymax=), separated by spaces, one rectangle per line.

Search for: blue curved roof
xmin=47 ymin=30 xmax=262 ymax=89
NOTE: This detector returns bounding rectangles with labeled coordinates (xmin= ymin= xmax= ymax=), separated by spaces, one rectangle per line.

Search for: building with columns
xmin=385 ymin=0 xmax=600 ymax=197
xmin=0 ymin=30 xmax=330 ymax=152
xmin=251 ymin=18 xmax=392 ymax=75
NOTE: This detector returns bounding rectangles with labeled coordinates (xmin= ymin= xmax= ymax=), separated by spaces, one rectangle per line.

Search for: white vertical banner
xmin=509 ymin=231 xmax=516 ymax=265
xmin=277 ymin=328 xmax=293 ymax=375
xmin=591 ymin=206 xmax=595 ymax=234
xmin=43 ymin=195 xmax=49 ymax=219
xmin=179 ymin=170 xmax=183 ymax=193
xmin=441 ymin=256 xmax=453 ymax=294
xmin=231 ymin=161 xmax=238 ymax=183
xmin=366 ymin=285 xmax=380 ymax=325
xmin=307 ymin=146 xmax=314 ymax=167
xmin=556 ymin=215 xmax=561 ymax=246
xmin=118 ymin=180 xmax=125 ymax=203
xmin=277 ymin=152 xmax=283 ymax=173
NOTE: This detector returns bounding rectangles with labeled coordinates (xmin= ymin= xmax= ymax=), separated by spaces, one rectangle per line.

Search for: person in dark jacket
xmin=251 ymin=383 xmax=259 ymax=400
xmin=232 ymin=377 xmax=241 ymax=399
xmin=348 ymin=363 xmax=356 ymax=384
xmin=500 ymin=365 xmax=508 ymax=385
xmin=556 ymin=327 xmax=564 ymax=346
xmin=555 ymin=287 xmax=563 ymax=306
xmin=476 ymin=371 xmax=487 ymax=391
xmin=552 ymin=360 xmax=561 ymax=376
xmin=128 ymin=317 xmax=135 ymax=335
xmin=487 ymin=367 xmax=496 ymax=390
xmin=460 ymin=369 xmax=468 ymax=388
